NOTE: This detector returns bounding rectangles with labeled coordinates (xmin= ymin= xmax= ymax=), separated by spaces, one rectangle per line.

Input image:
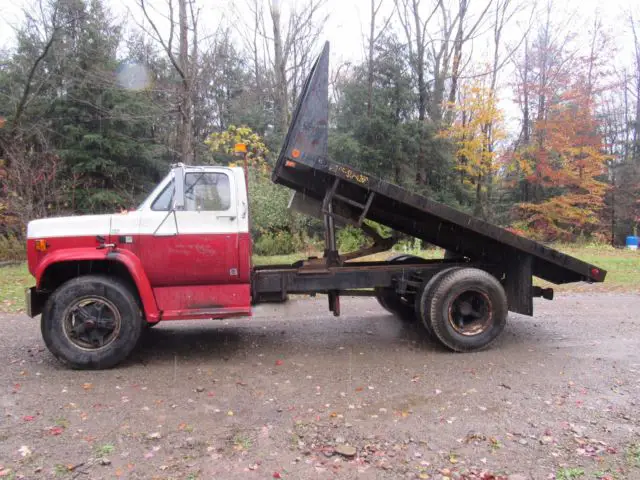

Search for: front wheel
xmin=41 ymin=275 xmax=143 ymax=369
xmin=423 ymin=268 xmax=507 ymax=352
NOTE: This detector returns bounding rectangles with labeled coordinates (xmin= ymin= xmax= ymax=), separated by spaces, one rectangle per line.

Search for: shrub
xmin=0 ymin=234 xmax=26 ymax=262
xmin=253 ymin=231 xmax=304 ymax=256
xmin=337 ymin=226 xmax=367 ymax=252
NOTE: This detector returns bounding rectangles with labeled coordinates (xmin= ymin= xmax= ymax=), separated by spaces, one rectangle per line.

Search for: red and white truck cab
xmin=24 ymin=42 xmax=605 ymax=370
xmin=27 ymin=165 xmax=253 ymax=323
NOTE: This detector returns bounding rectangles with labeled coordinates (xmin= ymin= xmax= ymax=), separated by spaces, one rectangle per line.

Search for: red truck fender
xmin=35 ymin=248 xmax=160 ymax=322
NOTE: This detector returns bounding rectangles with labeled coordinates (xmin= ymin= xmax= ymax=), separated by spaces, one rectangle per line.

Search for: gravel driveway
xmin=0 ymin=293 xmax=639 ymax=479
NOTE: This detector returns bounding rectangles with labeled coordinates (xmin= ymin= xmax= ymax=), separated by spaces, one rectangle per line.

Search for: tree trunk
xmin=271 ymin=0 xmax=288 ymax=135
xmin=367 ymin=0 xmax=376 ymax=117
xmin=178 ymin=0 xmax=193 ymax=164
xmin=445 ymin=0 xmax=467 ymax=125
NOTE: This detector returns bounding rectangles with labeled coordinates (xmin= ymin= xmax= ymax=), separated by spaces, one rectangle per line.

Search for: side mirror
xmin=172 ymin=164 xmax=185 ymax=210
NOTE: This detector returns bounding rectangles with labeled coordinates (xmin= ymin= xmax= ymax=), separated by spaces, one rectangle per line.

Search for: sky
xmin=0 ymin=0 xmax=633 ymax=60
xmin=0 ymin=0 xmax=637 ymax=131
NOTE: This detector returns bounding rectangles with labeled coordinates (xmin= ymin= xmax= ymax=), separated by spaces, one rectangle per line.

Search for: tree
xmin=137 ymin=0 xmax=199 ymax=164
xmin=510 ymin=84 xmax=609 ymax=241
xmin=440 ymin=80 xmax=505 ymax=218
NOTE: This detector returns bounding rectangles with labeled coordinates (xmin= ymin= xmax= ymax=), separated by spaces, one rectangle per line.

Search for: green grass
xmin=0 ymin=263 xmax=31 ymax=313
xmin=556 ymin=468 xmax=585 ymax=480
xmin=2 ymin=245 xmax=638 ymax=313
xmin=626 ymin=443 xmax=640 ymax=467
xmin=94 ymin=443 xmax=115 ymax=456
xmin=537 ymin=244 xmax=640 ymax=292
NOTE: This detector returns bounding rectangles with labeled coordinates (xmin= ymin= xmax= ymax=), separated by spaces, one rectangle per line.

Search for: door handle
xmin=217 ymin=214 xmax=236 ymax=220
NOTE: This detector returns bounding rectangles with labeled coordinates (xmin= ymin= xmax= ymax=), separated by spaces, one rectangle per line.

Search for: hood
xmin=27 ymin=214 xmax=115 ymax=239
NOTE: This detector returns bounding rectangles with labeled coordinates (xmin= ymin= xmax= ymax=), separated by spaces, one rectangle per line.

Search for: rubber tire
xmin=375 ymin=287 xmax=415 ymax=320
xmin=416 ymin=267 xmax=463 ymax=336
xmin=41 ymin=275 xmax=143 ymax=369
xmin=375 ymin=254 xmax=423 ymax=321
xmin=427 ymin=268 xmax=507 ymax=352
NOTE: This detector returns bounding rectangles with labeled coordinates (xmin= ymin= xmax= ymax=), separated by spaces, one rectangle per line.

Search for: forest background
xmin=1 ymin=0 xmax=640 ymax=258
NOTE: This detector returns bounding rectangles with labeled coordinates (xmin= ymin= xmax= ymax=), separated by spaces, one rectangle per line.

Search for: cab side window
xmin=184 ymin=172 xmax=231 ymax=211
xmin=151 ymin=181 xmax=174 ymax=211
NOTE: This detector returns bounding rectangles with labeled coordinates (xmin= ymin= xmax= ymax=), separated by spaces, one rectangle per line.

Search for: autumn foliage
xmin=508 ymin=85 xmax=609 ymax=241
xmin=440 ymin=81 xmax=505 ymax=218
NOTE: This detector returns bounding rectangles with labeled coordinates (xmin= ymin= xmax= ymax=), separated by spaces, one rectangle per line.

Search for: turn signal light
xmin=34 ymin=239 xmax=48 ymax=252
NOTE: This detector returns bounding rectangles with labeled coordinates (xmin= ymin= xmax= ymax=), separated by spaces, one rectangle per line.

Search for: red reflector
xmin=590 ymin=268 xmax=599 ymax=277
xmin=285 ymin=160 xmax=296 ymax=168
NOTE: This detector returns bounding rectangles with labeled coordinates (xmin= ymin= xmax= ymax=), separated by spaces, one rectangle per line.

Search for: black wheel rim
xmin=447 ymin=289 xmax=492 ymax=336
xmin=62 ymin=297 xmax=122 ymax=350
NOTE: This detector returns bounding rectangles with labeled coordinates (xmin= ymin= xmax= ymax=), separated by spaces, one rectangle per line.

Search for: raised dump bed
xmin=271 ymin=42 xmax=606 ymax=288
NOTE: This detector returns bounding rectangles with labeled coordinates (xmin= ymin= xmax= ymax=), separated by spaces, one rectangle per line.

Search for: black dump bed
xmin=272 ymin=42 xmax=606 ymax=285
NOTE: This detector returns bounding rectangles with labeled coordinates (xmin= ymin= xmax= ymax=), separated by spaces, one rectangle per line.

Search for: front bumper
xmin=25 ymin=287 xmax=47 ymax=318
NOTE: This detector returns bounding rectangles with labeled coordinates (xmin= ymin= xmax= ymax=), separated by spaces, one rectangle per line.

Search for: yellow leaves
xmin=205 ymin=125 xmax=269 ymax=168
xmin=440 ymin=81 xmax=505 ymax=182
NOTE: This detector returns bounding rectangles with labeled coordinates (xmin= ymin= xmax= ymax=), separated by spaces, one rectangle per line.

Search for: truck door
xmin=138 ymin=169 xmax=241 ymax=288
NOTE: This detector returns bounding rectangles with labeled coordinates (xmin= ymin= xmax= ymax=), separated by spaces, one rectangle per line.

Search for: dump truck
xmin=25 ymin=43 xmax=606 ymax=369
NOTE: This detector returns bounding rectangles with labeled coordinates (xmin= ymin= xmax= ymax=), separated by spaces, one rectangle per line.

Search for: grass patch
xmin=2 ymin=244 xmax=638 ymax=314
xmin=556 ymin=468 xmax=585 ymax=480
xmin=537 ymin=244 xmax=640 ymax=292
xmin=94 ymin=443 xmax=115 ymax=456
xmin=0 ymin=263 xmax=31 ymax=313
xmin=626 ymin=443 xmax=640 ymax=467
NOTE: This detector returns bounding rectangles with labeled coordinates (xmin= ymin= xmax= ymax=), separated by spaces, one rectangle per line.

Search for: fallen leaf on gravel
xmin=23 ymin=415 xmax=35 ymax=422
xmin=48 ymin=426 xmax=64 ymax=436
xmin=146 ymin=432 xmax=162 ymax=440
xmin=227 ymin=410 xmax=234 ymax=416
xmin=82 ymin=383 xmax=93 ymax=391
xmin=0 ymin=469 xmax=13 ymax=477
xmin=275 ymin=360 xmax=283 ymax=366
xmin=273 ymin=472 xmax=282 ymax=478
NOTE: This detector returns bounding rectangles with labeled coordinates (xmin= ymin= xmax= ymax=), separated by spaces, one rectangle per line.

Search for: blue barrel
xmin=626 ymin=236 xmax=639 ymax=250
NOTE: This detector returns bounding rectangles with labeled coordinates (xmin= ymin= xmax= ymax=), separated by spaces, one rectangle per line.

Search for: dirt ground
xmin=0 ymin=293 xmax=639 ymax=480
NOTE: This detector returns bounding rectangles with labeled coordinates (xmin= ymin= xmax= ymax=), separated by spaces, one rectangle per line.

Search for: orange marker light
xmin=234 ymin=143 xmax=247 ymax=153
xmin=291 ymin=149 xmax=301 ymax=158
xmin=34 ymin=239 xmax=48 ymax=252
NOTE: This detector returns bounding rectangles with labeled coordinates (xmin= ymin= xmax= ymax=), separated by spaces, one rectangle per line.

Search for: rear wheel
xmin=423 ymin=268 xmax=507 ymax=352
xmin=416 ymin=267 xmax=463 ymax=336
xmin=41 ymin=275 xmax=143 ymax=369
xmin=375 ymin=254 xmax=423 ymax=321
